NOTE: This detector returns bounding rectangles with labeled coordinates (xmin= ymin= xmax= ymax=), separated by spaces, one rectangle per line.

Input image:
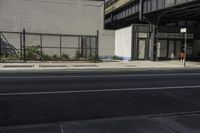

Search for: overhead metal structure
xmin=104 ymin=0 xmax=200 ymax=62
xmin=105 ymin=0 xmax=200 ymax=29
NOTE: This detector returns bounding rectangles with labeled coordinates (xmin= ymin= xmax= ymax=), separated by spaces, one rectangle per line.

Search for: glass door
xmin=168 ymin=41 xmax=175 ymax=59
xmin=138 ymin=40 xmax=146 ymax=59
xmin=175 ymin=41 xmax=181 ymax=59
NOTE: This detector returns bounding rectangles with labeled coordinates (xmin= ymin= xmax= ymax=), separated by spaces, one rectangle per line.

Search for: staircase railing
xmin=0 ymin=32 xmax=18 ymax=57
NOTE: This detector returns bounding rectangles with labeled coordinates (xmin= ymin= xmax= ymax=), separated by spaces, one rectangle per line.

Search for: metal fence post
xmin=0 ymin=33 xmax=2 ymax=62
xmin=78 ymin=36 xmax=81 ymax=55
xmin=89 ymin=37 xmax=92 ymax=57
xmin=85 ymin=38 xmax=88 ymax=59
xmin=60 ymin=35 xmax=62 ymax=60
xmin=80 ymin=36 xmax=83 ymax=57
xmin=40 ymin=34 xmax=43 ymax=61
xmin=95 ymin=30 xmax=99 ymax=62
xmin=20 ymin=33 xmax=23 ymax=60
xmin=23 ymin=29 xmax=26 ymax=62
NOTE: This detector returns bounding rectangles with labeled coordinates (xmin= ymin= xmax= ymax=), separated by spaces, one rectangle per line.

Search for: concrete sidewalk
xmin=0 ymin=61 xmax=200 ymax=71
xmin=1 ymin=113 xmax=200 ymax=133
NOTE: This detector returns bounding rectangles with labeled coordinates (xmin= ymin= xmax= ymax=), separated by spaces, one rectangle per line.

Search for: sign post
xmin=180 ymin=28 xmax=187 ymax=67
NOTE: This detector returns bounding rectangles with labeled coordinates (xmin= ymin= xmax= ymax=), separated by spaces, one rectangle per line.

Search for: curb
xmin=2 ymin=64 xmax=34 ymax=68
xmin=39 ymin=64 xmax=67 ymax=68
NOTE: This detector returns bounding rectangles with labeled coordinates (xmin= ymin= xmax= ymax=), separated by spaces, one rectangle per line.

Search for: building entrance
xmin=138 ymin=40 xmax=146 ymax=59
xmin=157 ymin=39 xmax=194 ymax=60
xmin=168 ymin=40 xmax=182 ymax=60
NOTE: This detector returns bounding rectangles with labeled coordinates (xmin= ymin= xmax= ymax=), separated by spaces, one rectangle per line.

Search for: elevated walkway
xmin=105 ymin=0 xmax=200 ymax=29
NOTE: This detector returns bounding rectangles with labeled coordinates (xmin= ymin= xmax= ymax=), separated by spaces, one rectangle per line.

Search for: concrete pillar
xmin=150 ymin=24 xmax=158 ymax=61
xmin=155 ymin=26 xmax=159 ymax=61
xmin=150 ymin=25 xmax=155 ymax=61
xmin=150 ymin=16 xmax=161 ymax=61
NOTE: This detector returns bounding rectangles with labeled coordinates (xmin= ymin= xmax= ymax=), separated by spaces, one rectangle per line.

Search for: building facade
xmin=0 ymin=0 xmax=115 ymax=60
xmin=105 ymin=0 xmax=200 ymax=61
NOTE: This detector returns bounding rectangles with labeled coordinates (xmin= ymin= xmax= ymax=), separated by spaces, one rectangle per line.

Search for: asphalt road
xmin=1 ymin=69 xmax=200 ymax=127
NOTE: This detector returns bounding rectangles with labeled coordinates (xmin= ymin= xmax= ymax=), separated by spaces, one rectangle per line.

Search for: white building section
xmin=115 ymin=26 xmax=132 ymax=60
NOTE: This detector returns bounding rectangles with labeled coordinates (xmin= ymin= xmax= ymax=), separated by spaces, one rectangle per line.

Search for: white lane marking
xmin=59 ymin=123 xmax=65 ymax=133
xmin=0 ymin=73 xmax=200 ymax=79
xmin=1 ymin=85 xmax=200 ymax=96
xmin=147 ymin=110 xmax=200 ymax=118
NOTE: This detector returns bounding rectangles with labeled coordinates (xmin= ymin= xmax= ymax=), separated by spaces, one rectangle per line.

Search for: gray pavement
xmin=0 ymin=61 xmax=200 ymax=71
xmin=1 ymin=67 xmax=200 ymax=132
xmin=1 ymin=114 xmax=200 ymax=133
xmin=1 ymin=69 xmax=200 ymax=127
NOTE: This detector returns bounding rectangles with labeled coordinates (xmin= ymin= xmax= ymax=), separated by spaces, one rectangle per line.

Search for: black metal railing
xmin=0 ymin=30 xmax=99 ymax=63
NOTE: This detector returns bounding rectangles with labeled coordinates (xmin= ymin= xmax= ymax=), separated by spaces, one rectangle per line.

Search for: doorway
xmin=138 ymin=40 xmax=146 ymax=60
xmin=168 ymin=41 xmax=175 ymax=59
xmin=168 ymin=40 xmax=182 ymax=60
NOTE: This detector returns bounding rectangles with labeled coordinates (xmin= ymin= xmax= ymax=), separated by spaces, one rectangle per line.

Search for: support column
xmin=155 ymin=25 xmax=159 ymax=61
xmin=150 ymin=24 xmax=159 ymax=61
xmin=149 ymin=16 xmax=161 ymax=61
xmin=150 ymin=24 xmax=155 ymax=61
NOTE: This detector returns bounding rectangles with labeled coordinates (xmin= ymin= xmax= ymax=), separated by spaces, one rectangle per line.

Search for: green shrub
xmin=51 ymin=54 xmax=59 ymax=60
xmin=0 ymin=54 xmax=19 ymax=61
xmin=25 ymin=45 xmax=41 ymax=60
xmin=0 ymin=56 xmax=6 ymax=62
xmin=112 ymin=55 xmax=123 ymax=60
xmin=61 ymin=54 xmax=70 ymax=61
xmin=42 ymin=54 xmax=51 ymax=61
xmin=88 ymin=55 xmax=100 ymax=63
xmin=75 ymin=50 xmax=81 ymax=59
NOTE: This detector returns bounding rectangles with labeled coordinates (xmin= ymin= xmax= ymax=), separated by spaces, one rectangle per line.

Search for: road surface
xmin=1 ymin=69 xmax=200 ymax=127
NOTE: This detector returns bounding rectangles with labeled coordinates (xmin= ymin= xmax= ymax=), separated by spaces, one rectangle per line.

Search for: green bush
xmin=0 ymin=54 xmax=19 ymax=61
xmin=42 ymin=54 xmax=51 ymax=61
xmin=112 ymin=55 xmax=123 ymax=60
xmin=51 ymin=54 xmax=59 ymax=60
xmin=0 ymin=56 xmax=6 ymax=62
xmin=75 ymin=50 xmax=81 ymax=59
xmin=61 ymin=54 xmax=70 ymax=61
xmin=25 ymin=45 xmax=41 ymax=60
xmin=88 ymin=55 xmax=100 ymax=63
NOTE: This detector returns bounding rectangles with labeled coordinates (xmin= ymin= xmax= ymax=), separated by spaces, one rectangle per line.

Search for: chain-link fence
xmin=0 ymin=30 xmax=99 ymax=62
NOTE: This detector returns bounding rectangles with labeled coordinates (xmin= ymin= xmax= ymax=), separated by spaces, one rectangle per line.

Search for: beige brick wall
xmin=0 ymin=0 xmax=115 ymax=56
